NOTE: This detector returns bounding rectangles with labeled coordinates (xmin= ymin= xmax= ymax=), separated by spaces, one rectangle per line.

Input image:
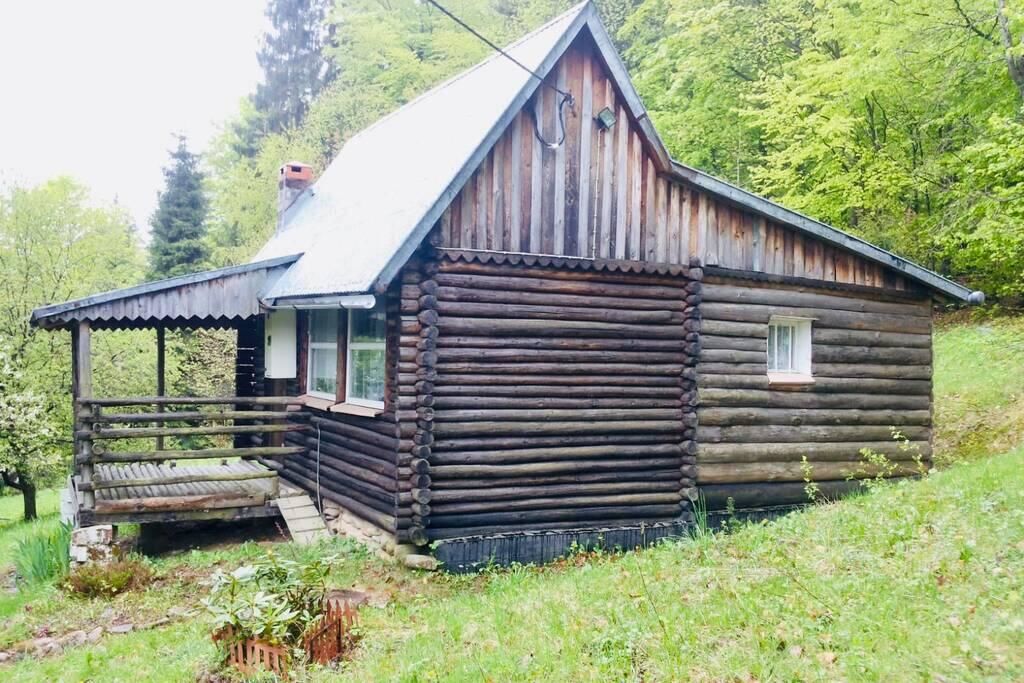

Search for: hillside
xmin=1 ymin=317 xmax=1023 ymax=681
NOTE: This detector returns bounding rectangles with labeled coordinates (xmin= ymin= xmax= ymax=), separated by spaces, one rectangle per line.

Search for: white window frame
xmin=306 ymin=310 xmax=339 ymax=401
xmin=345 ymin=306 xmax=386 ymax=409
xmin=767 ymin=315 xmax=814 ymax=384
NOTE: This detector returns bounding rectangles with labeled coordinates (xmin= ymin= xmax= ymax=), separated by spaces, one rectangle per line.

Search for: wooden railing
xmin=73 ymin=396 xmax=309 ymax=511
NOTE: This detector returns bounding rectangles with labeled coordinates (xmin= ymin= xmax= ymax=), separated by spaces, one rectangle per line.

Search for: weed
xmin=801 ymin=456 xmax=820 ymax=503
xmin=14 ymin=520 xmax=71 ymax=586
xmin=63 ymin=554 xmax=154 ymax=598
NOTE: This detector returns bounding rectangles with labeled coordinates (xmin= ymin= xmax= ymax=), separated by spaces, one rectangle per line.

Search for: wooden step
xmin=276 ymin=493 xmax=330 ymax=545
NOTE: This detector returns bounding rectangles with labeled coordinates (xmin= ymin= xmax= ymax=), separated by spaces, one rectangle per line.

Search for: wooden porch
xmin=72 ymin=396 xmax=311 ymax=526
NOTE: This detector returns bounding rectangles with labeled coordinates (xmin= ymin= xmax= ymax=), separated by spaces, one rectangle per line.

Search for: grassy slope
xmin=2 ymin=318 xmax=1023 ymax=681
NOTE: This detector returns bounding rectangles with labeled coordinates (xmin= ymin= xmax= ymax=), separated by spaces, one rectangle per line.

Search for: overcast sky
xmin=0 ymin=0 xmax=268 ymax=237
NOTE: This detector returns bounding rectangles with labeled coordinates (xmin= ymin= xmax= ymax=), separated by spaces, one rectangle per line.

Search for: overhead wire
xmin=420 ymin=0 xmax=574 ymax=149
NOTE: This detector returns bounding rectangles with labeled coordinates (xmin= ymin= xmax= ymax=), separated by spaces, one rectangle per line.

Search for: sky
xmin=0 ymin=0 xmax=268 ymax=238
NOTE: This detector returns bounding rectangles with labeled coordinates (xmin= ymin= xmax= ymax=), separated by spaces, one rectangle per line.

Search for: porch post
xmin=156 ymin=326 xmax=165 ymax=451
xmin=72 ymin=320 xmax=95 ymax=510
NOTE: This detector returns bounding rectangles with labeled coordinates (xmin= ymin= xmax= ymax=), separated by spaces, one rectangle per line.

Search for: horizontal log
xmin=90 ymin=446 xmax=306 ymax=463
xmin=425 ymin=515 xmax=687 ymax=541
xmin=431 ymin=458 xmax=682 ymax=479
xmin=434 ymin=266 xmax=693 ymax=294
xmin=436 ymin=301 xmax=685 ymax=325
xmin=697 ymin=440 xmax=932 ymax=463
xmin=699 ymin=335 xmax=767 ymax=352
xmin=309 ymin=415 xmax=399 ymax=449
xmin=432 ymin=384 xmax=680 ymax=398
xmin=299 ymin=437 xmax=397 ymax=480
xmin=433 ymin=433 xmax=684 ymax=452
xmin=701 ymin=283 xmax=930 ymax=317
xmin=812 ymin=328 xmax=931 ymax=348
xmin=697 ymin=362 xmax=765 ymax=376
xmin=430 ymin=468 xmax=683 ymax=489
xmin=436 ymin=348 xmax=686 ymax=364
xmin=437 ymin=317 xmax=689 ymax=339
xmin=80 ymin=423 xmax=309 ymax=440
xmin=430 ymin=443 xmax=683 ymax=466
xmin=432 ymin=396 xmax=681 ymax=410
xmin=696 ymin=424 xmax=930 ymax=443
xmin=435 ymin=373 xmax=681 ymax=387
xmin=433 ymin=409 xmax=684 ymax=423
xmin=428 ymin=504 xmax=684 ymax=528
xmin=698 ymin=460 xmax=923 ymax=484
xmin=436 ymin=335 xmax=685 ymax=351
xmin=278 ymin=469 xmax=395 ymax=532
xmin=702 ymin=303 xmax=930 ymax=333
xmin=700 ymin=349 xmax=764 ymax=364
xmin=93 ymin=492 xmax=266 ymax=514
xmin=812 ymin=345 xmax=932 ymax=365
xmin=79 ymin=396 xmax=303 ymax=407
xmin=698 ymin=375 xmax=932 ymax=395
xmin=812 ymin=363 xmax=931 ymax=380
xmin=285 ymin=459 xmax=396 ymax=506
xmin=698 ymin=408 xmax=931 ymax=427
xmin=433 ymin=420 xmax=685 ymax=438
xmin=697 ymin=388 xmax=931 ymax=410
xmin=700 ymin=480 xmax=861 ymax=510
xmin=89 ymin=410 xmax=305 ymax=424
xmin=429 ymin=479 xmax=682 ymax=503
xmin=83 ymin=468 xmax=277 ymax=491
xmin=431 ymin=492 xmax=682 ymax=516
xmin=434 ymin=285 xmax=687 ymax=311
xmin=700 ymin=320 xmax=768 ymax=338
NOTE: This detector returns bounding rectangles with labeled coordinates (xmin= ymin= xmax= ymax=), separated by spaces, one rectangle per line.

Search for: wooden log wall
xmin=241 ymin=311 xmax=403 ymax=536
xmin=696 ymin=275 xmax=934 ymax=510
xmin=397 ymin=250 xmax=701 ymax=543
xmin=437 ymin=33 xmax=908 ymax=292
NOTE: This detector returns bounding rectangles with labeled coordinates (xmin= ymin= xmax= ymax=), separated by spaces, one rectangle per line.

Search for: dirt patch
xmin=137 ymin=517 xmax=287 ymax=556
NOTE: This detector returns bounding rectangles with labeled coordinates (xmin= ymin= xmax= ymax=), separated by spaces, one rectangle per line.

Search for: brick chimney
xmin=277 ymin=161 xmax=314 ymax=233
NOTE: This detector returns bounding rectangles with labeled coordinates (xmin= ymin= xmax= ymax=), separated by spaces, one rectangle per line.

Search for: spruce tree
xmin=149 ymin=136 xmax=209 ymax=279
xmin=255 ymin=0 xmax=337 ymax=133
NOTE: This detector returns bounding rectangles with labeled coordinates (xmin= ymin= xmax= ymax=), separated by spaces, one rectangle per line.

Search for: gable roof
xmin=255 ymin=1 xmax=981 ymax=303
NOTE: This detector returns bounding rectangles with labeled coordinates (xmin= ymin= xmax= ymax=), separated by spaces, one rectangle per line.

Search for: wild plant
xmin=801 ymin=455 xmax=821 ymax=503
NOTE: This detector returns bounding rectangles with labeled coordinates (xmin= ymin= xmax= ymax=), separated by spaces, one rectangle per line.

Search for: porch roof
xmin=29 ymin=255 xmax=298 ymax=330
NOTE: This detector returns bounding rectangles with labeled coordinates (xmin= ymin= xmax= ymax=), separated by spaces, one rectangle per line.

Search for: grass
xmin=1 ymin=316 xmax=1022 ymax=680
xmin=934 ymin=314 xmax=1024 ymax=463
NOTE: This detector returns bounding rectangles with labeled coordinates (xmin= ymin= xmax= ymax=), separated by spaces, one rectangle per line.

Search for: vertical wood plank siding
xmin=397 ymin=251 xmax=701 ymax=542
xmin=696 ymin=276 xmax=933 ymax=510
xmin=438 ymin=36 xmax=906 ymax=291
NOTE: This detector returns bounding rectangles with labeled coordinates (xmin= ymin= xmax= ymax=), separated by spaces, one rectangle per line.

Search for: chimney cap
xmin=280 ymin=161 xmax=313 ymax=182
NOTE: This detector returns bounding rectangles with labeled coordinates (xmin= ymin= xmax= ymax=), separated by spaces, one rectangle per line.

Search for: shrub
xmin=64 ymin=555 xmax=154 ymax=598
xmin=14 ymin=520 xmax=71 ymax=585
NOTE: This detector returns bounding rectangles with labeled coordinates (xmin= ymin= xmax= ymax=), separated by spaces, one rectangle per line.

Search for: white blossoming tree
xmin=0 ymin=349 xmax=63 ymax=521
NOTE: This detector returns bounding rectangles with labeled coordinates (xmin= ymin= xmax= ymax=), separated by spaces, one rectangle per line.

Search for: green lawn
xmin=2 ymin=317 xmax=1023 ymax=681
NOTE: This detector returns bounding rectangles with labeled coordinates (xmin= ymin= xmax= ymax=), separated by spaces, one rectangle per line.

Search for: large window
xmin=307 ymin=310 xmax=339 ymax=399
xmin=767 ymin=316 xmax=812 ymax=383
xmin=346 ymin=303 xmax=386 ymax=408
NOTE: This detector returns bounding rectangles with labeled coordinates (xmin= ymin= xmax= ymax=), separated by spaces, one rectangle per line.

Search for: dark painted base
xmin=433 ymin=520 xmax=693 ymax=573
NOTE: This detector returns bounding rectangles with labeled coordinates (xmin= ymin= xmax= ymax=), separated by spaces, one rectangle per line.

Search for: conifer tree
xmin=254 ymin=0 xmax=337 ymax=133
xmin=149 ymin=136 xmax=209 ymax=279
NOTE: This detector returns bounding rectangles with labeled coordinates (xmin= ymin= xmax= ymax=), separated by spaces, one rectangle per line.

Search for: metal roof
xmin=257 ymin=0 xmax=980 ymax=302
xmin=30 ymin=255 xmax=298 ymax=329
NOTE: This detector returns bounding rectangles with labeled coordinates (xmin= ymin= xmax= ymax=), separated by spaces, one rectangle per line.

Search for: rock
xmin=86 ymin=627 xmax=103 ymax=643
xmin=0 ymin=651 xmax=12 ymax=663
xmin=57 ymin=630 xmax=88 ymax=648
xmin=140 ymin=618 xmax=170 ymax=630
xmin=403 ymin=554 xmax=440 ymax=571
xmin=31 ymin=637 xmax=60 ymax=656
xmin=108 ymin=624 xmax=134 ymax=635
xmin=167 ymin=606 xmax=193 ymax=618
xmin=71 ymin=525 xmax=115 ymax=546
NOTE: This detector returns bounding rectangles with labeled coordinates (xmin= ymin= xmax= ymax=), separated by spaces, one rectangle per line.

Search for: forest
xmin=1 ymin=0 xmax=1022 ymax=510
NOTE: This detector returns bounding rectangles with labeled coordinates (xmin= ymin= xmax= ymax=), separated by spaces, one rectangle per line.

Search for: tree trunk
xmin=997 ymin=0 xmax=1024 ymax=101
xmin=22 ymin=480 xmax=37 ymax=521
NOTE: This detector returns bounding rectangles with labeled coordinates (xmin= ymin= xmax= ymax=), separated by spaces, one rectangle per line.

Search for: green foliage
xmin=13 ymin=521 xmax=70 ymax=586
xmin=624 ymin=0 xmax=1024 ymax=297
xmin=149 ymin=136 xmax=209 ymax=279
xmin=203 ymin=550 xmax=335 ymax=648
xmin=63 ymin=555 xmax=154 ymax=599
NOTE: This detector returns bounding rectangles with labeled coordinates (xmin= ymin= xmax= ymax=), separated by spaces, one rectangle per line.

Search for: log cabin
xmin=32 ymin=1 xmax=983 ymax=569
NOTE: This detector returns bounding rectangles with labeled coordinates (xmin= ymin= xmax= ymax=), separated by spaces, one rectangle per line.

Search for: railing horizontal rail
xmin=89 ymin=410 xmax=307 ymax=424
xmin=80 ymin=469 xmax=278 ymax=491
xmin=77 ymin=396 xmax=304 ymax=407
xmin=81 ymin=446 xmax=306 ymax=464
xmin=77 ymin=423 xmax=310 ymax=440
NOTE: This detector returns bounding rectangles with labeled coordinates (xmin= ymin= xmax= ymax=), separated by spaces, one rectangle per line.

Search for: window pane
xmin=310 ymin=310 xmax=338 ymax=343
xmin=310 ymin=348 xmax=337 ymax=395
xmin=779 ymin=325 xmax=793 ymax=371
xmin=349 ymin=348 xmax=385 ymax=403
xmin=768 ymin=325 xmax=777 ymax=370
xmin=350 ymin=303 xmax=385 ymax=343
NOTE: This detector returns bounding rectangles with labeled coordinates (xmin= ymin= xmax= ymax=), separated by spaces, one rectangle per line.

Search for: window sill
xmin=767 ymin=373 xmax=815 ymax=386
xmin=329 ymin=402 xmax=384 ymax=418
xmin=297 ymin=394 xmax=336 ymax=411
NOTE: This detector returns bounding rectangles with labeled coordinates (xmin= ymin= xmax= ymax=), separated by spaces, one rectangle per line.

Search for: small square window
xmin=767 ymin=316 xmax=813 ymax=383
